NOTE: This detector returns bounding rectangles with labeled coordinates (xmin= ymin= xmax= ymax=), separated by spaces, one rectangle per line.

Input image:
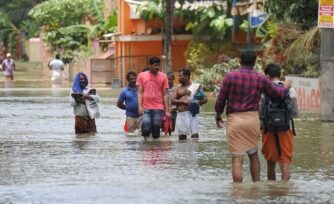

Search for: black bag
xmin=262 ymin=86 xmax=296 ymax=135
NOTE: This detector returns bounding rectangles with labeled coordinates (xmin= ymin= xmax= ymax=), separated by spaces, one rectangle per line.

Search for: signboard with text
xmin=318 ymin=0 xmax=334 ymax=28
xmin=286 ymin=76 xmax=321 ymax=112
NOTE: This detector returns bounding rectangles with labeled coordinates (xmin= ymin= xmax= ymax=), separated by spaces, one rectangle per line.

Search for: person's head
xmin=55 ymin=54 xmax=60 ymax=59
xmin=149 ymin=56 xmax=160 ymax=74
xmin=240 ymin=50 xmax=257 ymax=67
xmin=167 ymin=71 xmax=175 ymax=88
xmin=79 ymin=73 xmax=88 ymax=88
xmin=6 ymin=53 xmax=11 ymax=59
xmin=142 ymin=67 xmax=150 ymax=72
xmin=178 ymin=68 xmax=191 ymax=85
xmin=126 ymin=71 xmax=137 ymax=87
xmin=72 ymin=72 xmax=88 ymax=93
xmin=265 ymin=63 xmax=281 ymax=80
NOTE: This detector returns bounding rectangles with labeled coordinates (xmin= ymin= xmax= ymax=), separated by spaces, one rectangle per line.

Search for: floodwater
xmin=0 ymin=68 xmax=334 ymax=203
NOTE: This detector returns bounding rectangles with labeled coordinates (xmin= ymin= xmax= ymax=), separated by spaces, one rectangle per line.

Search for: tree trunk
xmin=163 ymin=0 xmax=174 ymax=73
xmin=320 ymin=28 xmax=334 ymax=121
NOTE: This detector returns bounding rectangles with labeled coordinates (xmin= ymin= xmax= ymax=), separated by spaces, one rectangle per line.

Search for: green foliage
xmin=20 ymin=20 xmax=39 ymax=38
xmin=255 ymin=20 xmax=278 ymax=42
xmin=103 ymin=10 xmax=118 ymax=33
xmin=179 ymin=3 xmax=233 ymax=40
xmin=266 ymin=0 xmax=318 ymax=30
xmin=284 ymin=27 xmax=320 ymax=77
xmin=29 ymin=0 xmax=105 ymax=63
xmin=196 ymin=54 xmax=263 ymax=91
xmin=0 ymin=0 xmax=45 ymax=27
xmin=261 ymin=23 xmax=320 ymax=77
xmin=137 ymin=1 xmax=164 ymax=21
xmin=0 ymin=0 xmax=46 ymax=55
xmin=137 ymin=1 xmax=232 ymax=41
xmin=0 ymin=12 xmax=20 ymax=51
xmin=185 ymin=42 xmax=216 ymax=73
xmin=29 ymin=0 xmax=89 ymax=30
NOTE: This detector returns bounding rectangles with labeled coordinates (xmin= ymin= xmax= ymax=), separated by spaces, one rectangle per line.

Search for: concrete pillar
xmin=320 ymin=28 xmax=334 ymax=121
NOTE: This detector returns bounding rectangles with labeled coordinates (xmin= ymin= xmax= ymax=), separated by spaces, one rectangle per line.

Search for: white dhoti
xmin=51 ymin=70 xmax=63 ymax=84
xmin=175 ymin=111 xmax=199 ymax=135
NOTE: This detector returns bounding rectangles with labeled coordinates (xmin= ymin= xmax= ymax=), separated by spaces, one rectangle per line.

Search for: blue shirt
xmin=118 ymin=86 xmax=139 ymax=118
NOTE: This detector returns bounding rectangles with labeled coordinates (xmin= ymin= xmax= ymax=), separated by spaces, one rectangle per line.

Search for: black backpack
xmin=261 ymin=86 xmax=296 ymax=135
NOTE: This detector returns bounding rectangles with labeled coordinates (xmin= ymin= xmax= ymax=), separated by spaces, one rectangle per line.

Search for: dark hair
xmin=265 ymin=64 xmax=281 ymax=78
xmin=179 ymin=68 xmax=191 ymax=78
xmin=55 ymin=54 xmax=60 ymax=59
xmin=142 ymin=67 xmax=150 ymax=72
xmin=126 ymin=71 xmax=137 ymax=80
xmin=240 ymin=50 xmax=257 ymax=67
xmin=167 ymin=71 xmax=175 ymax=79
xmin=149 ymin=56 xmax=160 ymax=65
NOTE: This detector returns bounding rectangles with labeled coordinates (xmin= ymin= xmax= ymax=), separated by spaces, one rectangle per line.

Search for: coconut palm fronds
xmin=285 ymin=26 xmax=319 ymax=60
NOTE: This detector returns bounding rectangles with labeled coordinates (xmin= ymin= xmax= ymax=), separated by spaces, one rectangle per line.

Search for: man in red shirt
xmin=215 ymin=50 xmax=291 ymax=183
xmin=136 ymin=57 xmax=170 ymax=139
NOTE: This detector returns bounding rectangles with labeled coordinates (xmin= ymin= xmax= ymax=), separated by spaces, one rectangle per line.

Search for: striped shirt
xmin=215 ymin=67 xmax=288 ymax=114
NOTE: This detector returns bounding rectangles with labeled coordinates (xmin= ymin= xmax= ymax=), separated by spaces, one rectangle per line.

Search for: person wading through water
xmin=215 ymin=50 xmax=291 ymax=183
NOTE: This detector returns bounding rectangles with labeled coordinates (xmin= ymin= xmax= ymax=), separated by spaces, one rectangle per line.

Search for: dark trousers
xmin=142 ymin=109 xmax=163 ymax=138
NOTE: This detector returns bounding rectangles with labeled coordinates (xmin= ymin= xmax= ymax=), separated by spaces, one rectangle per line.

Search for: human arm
xmin=70 ymin=92 xmax=83 ymax=106
xmin=117 ymin=90 xmax=126 ymax=110
xmin=163 ymin=88 xmax=171 ymax=117
xmin=214 ymin=77 xmax=229 ymax=128
xmin=117 ymin=101 xmax=126 ymax=110
xmin=262 ymin=76 xmax=290 ymax=99
xmin=137 ymin=85 xmax=143 ymax=115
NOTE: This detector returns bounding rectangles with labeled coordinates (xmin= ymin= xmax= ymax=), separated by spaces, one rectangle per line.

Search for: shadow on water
xmin=0 ymin=69 xmax=334 ymax=203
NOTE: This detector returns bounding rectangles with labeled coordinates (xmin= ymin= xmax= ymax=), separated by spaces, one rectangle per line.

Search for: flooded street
xmin=0 ymin=65 xmax=334 ymax=203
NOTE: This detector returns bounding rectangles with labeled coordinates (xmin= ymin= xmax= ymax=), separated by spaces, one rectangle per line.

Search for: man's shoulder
xmin=137 ymin=71 xmax=148 ymax=78
xmin=121 ymin=86 xmax=130 ymax=92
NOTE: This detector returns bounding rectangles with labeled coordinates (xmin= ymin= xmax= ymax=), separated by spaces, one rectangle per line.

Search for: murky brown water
xmin=0 ymin=68 xmax=334 ymax=203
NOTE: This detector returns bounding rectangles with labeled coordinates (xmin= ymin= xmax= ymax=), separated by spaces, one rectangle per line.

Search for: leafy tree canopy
xmin=137 ymin=0 xmax=233 ymax=41
xmin=29 ymin=0 xmax=107 ymax=63
xmin=266 ymin=0 xmax=318 ymax=30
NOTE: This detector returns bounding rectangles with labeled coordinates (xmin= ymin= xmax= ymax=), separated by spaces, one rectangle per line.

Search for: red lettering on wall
xmin=297 ymin=87 xmax=320 ymax=111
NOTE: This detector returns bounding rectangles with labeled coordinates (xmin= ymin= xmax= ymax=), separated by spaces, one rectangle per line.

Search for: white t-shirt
xmin=49 ymin=59 xmax=64 ymax=70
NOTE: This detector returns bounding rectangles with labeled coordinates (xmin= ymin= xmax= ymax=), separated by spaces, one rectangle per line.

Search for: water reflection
xmin=73 ymin=133 xmax=96 ymax=150
xmin=231 ymin=182 xmax=292 ymax=202
xmin=139 ymin=139 xmax=173 ymax=166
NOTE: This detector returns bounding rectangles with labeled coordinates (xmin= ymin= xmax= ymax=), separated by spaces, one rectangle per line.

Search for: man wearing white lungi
xmin=172 ymin=68 xmax=207 ymax=140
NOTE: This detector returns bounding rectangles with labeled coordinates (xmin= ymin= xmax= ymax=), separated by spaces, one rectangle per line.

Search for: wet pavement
xmin=0 ymin=63 xmax=334 ymax=203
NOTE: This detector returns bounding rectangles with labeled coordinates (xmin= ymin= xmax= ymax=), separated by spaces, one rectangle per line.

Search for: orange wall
xmin=116 ymin=40 xmax=189 ymax=70
xmin=115 ymin=0 xmax=190 ymax=86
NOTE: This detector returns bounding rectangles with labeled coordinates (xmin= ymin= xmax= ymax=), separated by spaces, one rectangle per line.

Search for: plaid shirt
xmin=215 ymin=67 xmax=287 ymax=115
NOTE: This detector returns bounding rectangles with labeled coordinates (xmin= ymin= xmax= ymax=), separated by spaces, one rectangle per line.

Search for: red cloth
xmin=163 ymin=115 xmax=172 ymax=135
xmin=75 ymin=116 xmax=96 ymax=134
xmin=261 ymin=130 xmax=294 ymax=164
xmin=123 ymin=120 xmax=128 ymax=132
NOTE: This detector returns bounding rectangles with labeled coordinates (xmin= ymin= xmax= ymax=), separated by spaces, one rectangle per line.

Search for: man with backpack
xmin=260 ymin=64 xmax=299 ymax=181
xmin=215 ymin=51 xmax=291 ymax=183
